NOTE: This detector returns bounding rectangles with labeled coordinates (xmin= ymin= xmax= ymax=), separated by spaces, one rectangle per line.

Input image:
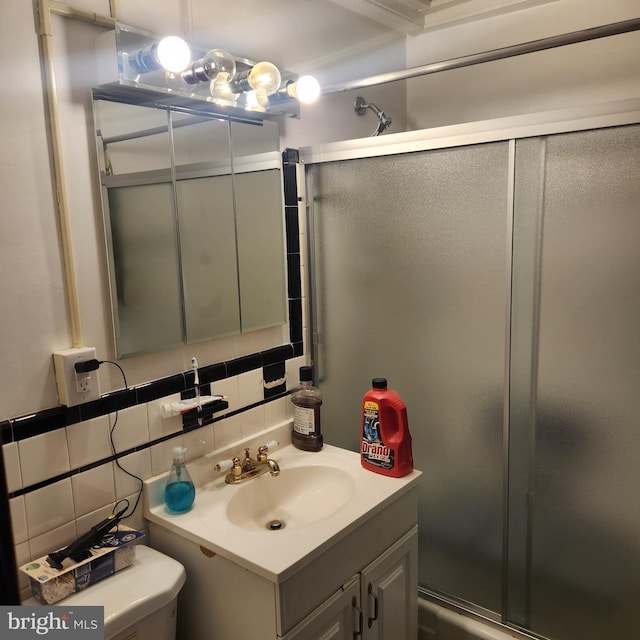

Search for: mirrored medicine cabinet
xmin=92 ymin=92 xmax=287 ymax=358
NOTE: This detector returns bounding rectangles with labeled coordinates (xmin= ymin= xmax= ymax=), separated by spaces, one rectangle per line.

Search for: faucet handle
xmin=257 ymin=440 xmax=279 ymax=463
xmin=214 ymin=459 xmax=233 ymax=472
xmin=230 ymin=456 xmax=243 ymax=478
xmin=261 ymin=440 xmax=279 ymax=453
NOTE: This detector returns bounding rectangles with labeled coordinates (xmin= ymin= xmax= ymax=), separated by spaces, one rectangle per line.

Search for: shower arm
xmin=355 ymin=96 xmax=393 ymax=136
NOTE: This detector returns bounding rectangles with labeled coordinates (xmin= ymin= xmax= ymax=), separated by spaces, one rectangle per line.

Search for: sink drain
xmin=267 ymin=519 xmax=285 ymax=531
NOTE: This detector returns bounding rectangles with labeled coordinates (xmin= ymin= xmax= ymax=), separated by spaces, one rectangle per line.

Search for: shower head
xmin=354 ymin=96 xmax=392 ymax=136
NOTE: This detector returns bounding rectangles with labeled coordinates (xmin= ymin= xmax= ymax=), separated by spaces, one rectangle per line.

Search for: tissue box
xmin=20 ymin=526 xmax=144 ymax=605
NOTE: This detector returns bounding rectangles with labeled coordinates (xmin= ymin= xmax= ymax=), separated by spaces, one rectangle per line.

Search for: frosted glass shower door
xmin=509 ymin=125 xmax=640 ymax=640
xmin=310 ymin=142 xmax=510 ymax=613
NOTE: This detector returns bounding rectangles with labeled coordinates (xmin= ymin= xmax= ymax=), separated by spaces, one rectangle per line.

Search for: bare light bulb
xmin=184 ymin=49 xmax=236 ymax=85
xmin=233 ymin=61 xmax=281 ymax=96
xmin=165 ymin=70 xmax=187 ymax=91
xmin=156 ymin=36 xmax=191 ymax=73
xmin=288 ymin=75 xmax=321 ymax=104
xmin=244 ymin=91 xmax=262 ymax=111
xmin=128 ymin=36 xmax=191 ymax=75
xmin=210 ymin=72 xmax=237 ymax=103
xmin=249 ymin=61 xmax=281 ymax=95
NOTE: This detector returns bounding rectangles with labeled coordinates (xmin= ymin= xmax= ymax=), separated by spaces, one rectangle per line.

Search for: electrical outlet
xmin=53 ymin=347 xmax=101 ymax=406
xmin=76 ymin=370 xmax=92 ymax=394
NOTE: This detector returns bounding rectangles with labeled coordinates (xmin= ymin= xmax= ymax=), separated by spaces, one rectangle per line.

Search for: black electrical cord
xmin=99 ymin=359 xmax=128 ymax=389
xmin=97 ymin=360 xmax=142 ymax=520
xmin=109 ymin=411 xmax=144 ymax=519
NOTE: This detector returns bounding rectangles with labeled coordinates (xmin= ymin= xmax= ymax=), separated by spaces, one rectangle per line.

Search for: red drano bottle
xmin=361 ymin=378 xmax=413 ymax=477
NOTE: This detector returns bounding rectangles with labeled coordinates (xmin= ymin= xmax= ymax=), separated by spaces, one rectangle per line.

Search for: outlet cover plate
xmin=53 ymin=347 xmax=101 ymax=406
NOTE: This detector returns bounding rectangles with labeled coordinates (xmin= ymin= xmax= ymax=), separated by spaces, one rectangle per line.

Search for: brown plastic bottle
xmin=291 ymin=366 xmax=323 ymax=451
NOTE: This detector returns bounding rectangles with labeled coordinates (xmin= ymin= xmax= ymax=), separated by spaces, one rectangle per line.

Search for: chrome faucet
xmin=215 ymin=444 xmax=280 ymax=484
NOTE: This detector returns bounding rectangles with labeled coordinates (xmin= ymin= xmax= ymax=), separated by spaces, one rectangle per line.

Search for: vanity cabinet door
xmin=361 ymin=526 xmax=418 ymax=640
xmin=282 ymin=576 xmax=360 ymax=640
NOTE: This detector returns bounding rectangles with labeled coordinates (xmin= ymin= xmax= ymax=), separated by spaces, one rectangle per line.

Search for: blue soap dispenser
xmin=164 ymin=447 xmax=195 ymax=514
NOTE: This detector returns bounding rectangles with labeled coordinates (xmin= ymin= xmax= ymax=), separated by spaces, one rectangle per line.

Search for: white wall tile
xmin=286 ymin=356 xmax=308 ymax=391
xmin=184 ymin=425 xmax=213 ymax=461
xmin=213 ymin=414 xmax=242 ymax=450
xmin=240 ymin=405 xmax=266 ymax=440
xmin=18 ymin=430 xmax=70 ymax=488
xmin=66 ymin=415 xmax=111 ymax=469
xmin=110 ymin=404 xmax=149 ymax=452
xmin=238 ymin=368 xmax=263 ymax=407
xmin=75 ymin=504 xmax=116 ymax=536
xmin=2 ymin=442 xmax=22 ymax=492
xmin=150 ymin=436 xmax=184 ymax=476
xmin=214 ymin=376 xmax=239 ymax=415
xmin=113 ymin=450 xmax=151 ymax=501
xmin=116 ymin=493 xmax=147 ymax=534
xmin=264 ymin=396 xmax=291 ymax=428
xmin=28 ymin=521 xmax=77 ymax=562
xmin=71 ymin=465 xmax=116 ymax=518
xmin=9 ymin=496 xmax=28 ymax=545
xmin=24 ymin=479 xmax=75 ymax=540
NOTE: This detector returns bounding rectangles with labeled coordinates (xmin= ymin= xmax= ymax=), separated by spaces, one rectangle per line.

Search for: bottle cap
xmin=372 ymin=378 xmax=388 ymax=389
xmin=299 ymin=366 xmax=313 ymax=382
xmin=173 ymin=446 xmax=187 ymax=462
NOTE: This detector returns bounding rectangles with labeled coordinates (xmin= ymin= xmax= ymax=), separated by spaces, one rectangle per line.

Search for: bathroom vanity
xmin=144 ymin=429 xmax=421 ymax=639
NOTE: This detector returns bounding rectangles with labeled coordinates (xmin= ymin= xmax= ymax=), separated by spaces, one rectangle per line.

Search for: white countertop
xmin=144 ymin=425 xmax=421 ymax=583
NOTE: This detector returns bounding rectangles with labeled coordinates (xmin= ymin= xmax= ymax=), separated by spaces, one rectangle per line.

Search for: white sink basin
xmin=225 ymin=465 xmax=355 ymax=531
xmin=144 ymin=425 xmax=421 ymax=582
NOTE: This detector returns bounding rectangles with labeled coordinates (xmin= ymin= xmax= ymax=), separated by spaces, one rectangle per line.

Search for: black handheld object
xmin=46 ymin=507 xmax=126 ymax=570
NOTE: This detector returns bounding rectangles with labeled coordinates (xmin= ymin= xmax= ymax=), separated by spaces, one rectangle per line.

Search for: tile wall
xmin=1 ymin=150 xmax=308 ymax=600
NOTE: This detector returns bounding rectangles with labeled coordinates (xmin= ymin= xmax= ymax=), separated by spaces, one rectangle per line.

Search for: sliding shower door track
xmin=419 ymin=587 xmax=545 ymax=640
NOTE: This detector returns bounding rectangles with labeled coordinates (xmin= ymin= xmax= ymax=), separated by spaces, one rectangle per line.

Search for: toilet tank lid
xmin=58 ymin=545 xmax=186 ymax=638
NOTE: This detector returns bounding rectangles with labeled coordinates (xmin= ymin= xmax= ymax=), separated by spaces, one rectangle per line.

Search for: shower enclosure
xmin=302 ymin=103 xmax=640 ymax=640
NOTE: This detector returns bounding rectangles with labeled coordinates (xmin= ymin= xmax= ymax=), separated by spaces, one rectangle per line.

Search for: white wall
xmin=405 ymin=0 xmax=640 ymax=129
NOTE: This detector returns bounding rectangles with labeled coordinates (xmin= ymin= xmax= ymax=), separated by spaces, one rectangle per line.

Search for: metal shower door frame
xmin=299 ymin=97 xmax=640 ymax=630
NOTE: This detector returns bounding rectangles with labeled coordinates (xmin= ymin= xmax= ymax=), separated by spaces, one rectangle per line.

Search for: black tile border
xmin=1 ymin=420 xmax=12 ymax=446
xmin=289 ymin=299 xmax=303 ymax=344
xmin=225 ymin=353 xmax=263 ymax=377
xmin=4 ymin=344 xmax=300 ymax=445
xmin=285 ymin=206 xmax=300 ymax=254
xmin=287 ymin=253 xmax=302 ymax=299
xmin=135 ymin=374 xmax=186 ymax=404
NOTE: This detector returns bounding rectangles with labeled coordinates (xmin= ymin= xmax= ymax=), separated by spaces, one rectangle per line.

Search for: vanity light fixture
xmin=99 ymin=23 xmax=315 ymax=119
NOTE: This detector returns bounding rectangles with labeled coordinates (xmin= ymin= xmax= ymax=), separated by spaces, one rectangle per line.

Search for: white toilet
xmin=41 ymin=545 xmax=186 ymax=640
